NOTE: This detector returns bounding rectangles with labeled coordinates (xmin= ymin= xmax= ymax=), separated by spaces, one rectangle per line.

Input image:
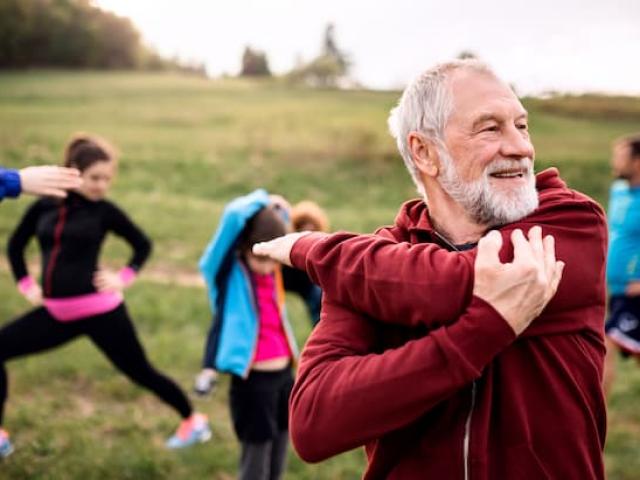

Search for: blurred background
xmin=0 ymin=0 xmax=639 ymax=478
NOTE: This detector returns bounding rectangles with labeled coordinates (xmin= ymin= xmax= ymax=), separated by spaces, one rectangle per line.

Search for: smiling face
xmin=438 ymin=69 xmax=538 ymax=225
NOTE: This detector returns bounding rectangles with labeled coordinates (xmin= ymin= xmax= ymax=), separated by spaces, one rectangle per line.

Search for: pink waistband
xmin=44 ymin=292 xmax=124 ymax=322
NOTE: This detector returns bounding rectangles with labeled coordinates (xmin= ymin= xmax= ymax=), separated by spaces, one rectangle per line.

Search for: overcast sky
xmin=97 ymin=0 xmax=640 ymax=95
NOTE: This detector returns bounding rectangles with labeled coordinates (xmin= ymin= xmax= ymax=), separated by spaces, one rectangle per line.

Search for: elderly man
xmin=255 ymin=60 xmax=606 ymax=479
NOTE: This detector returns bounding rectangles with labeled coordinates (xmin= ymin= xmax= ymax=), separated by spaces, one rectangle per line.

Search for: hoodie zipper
xmin=44 ymin=204 xmax=67 ymax=297
xmin=464 ymin=381 xmax=477 ymax=480
xmin=432 ymin=229 xmax=476 ymax=480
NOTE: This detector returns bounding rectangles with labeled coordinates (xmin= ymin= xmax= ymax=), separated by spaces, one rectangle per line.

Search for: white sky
xmin=96 ymin=0 xmax=640 ymax=95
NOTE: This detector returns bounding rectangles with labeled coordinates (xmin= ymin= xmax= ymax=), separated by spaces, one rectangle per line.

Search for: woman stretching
xmin=0 ymin=134 xmax=210 ymax=458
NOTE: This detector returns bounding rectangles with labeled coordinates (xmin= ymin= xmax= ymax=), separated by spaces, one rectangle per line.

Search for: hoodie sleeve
xmin=0 ymin=168 xmax=22 ymax=201
xmin=291 ymin=232 xmax=474 ymax=328
xmin=290 ymin=192 xmax=607 ymax=337
xmin=290 ymin=295 xmax=515 ymax=462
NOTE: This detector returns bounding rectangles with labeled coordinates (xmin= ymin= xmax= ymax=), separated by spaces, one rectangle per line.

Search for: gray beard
xmin=438 ymin=149 xmax=539 ymax=227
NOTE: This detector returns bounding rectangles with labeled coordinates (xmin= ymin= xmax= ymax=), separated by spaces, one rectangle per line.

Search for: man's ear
xmin=407 ymin=132 xmax=440 ymax=178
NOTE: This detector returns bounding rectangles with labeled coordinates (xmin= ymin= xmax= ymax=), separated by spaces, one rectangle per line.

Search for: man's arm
xmin=290 ymin=230 xmax=563 ymax=461
xmin=256 ymin=192 xmax=605 ymax=335
xmin=291 ymin=296 xmax=514 ymax=461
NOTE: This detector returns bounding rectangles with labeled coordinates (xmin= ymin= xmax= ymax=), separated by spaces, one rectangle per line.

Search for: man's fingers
xmin=527 ymin=226 xmax=544 ymax=261
xmin=510 ymin=229 xmax=531 ymax=263
xmin=252 ymin=237 xmax=293 ymax=266
xmin=549 ymin=261 xmax=565 ymax=297
xmin=41 ymin=188 xmax=68 ymax=198
xmin=252 ymin=231 xmax=311 ymax=267
xmin=476 ymin=230 xmax=503 ymax=268
xmin=543 ymin=234 xmax=557 ymax=279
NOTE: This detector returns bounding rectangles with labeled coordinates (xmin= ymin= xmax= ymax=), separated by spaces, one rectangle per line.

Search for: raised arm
xmin=199 ymin=189 xmax=270 ymax=312
xmin=290 ymin=230 xmax=563 ymax=460
xmin=257 ymin=189 xmax=605 ymax=336
xmin=291 ymin=231 xmax=474 ymax=328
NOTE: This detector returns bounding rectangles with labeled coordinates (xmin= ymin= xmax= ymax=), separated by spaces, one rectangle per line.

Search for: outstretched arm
xmin=290 ymin=230 xmax=563 ymax=461
xmin=255 ymin=194 xmax=605 ymax=335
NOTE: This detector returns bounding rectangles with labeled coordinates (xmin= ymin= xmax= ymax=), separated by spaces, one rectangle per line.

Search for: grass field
xmin=0 ymin=71 xmax=639 ymax=479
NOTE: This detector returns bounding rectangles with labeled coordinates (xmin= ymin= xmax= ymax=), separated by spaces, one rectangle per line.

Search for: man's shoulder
xmin=373 ymin=198 xmax=430 ymax=242
xmin=536 ymin=170 xmax=605 ymax=225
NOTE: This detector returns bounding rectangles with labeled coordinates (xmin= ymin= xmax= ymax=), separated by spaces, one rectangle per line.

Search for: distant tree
xmin=288 ymin=23 xmax=351 ymax=88
xmin=240 ymin=46 xmax=271 ymax=76
xmin=322 ymin=23 xmax=349 ymax=73
xmin=457 ymin=50 xmax=478 ymax=60
xmin=0 ymin=0 xmax=203 ymax=73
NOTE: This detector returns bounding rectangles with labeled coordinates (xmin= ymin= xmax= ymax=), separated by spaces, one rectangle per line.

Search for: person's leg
xmin=270 ymin=368 xmax=293 ymax=480
xmin=86 ymin=304 xmax=192 ymax=418
xmin=239 ymin=440 xmax=272 ymax=480
xmin=230 ymin=371 xmax=282 ymax=479
xmin=268 ymin=430 xmax=289 ymax=480
xmin=0 ymin=307 xmax=82 ymax=425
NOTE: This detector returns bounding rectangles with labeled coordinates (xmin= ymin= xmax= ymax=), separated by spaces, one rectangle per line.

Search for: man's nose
xmin=501 ymin=125 xmax=534 ymax=160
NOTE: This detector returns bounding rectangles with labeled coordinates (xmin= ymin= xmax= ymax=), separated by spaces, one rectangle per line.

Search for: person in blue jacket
xmin=603 ymin=133 xmax=640 ymax=397
xmin=0 ymin=165 xmax=81 ymax=201
xmin=195 ymin=189 xmax=299 ymax=480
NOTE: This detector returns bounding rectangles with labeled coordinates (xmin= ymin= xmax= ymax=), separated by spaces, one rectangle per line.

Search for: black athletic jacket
xmin=7 ymin=192 xmax=151 ymax=298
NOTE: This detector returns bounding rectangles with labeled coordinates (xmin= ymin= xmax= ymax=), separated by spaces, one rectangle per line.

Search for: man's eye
xmin=517 ymin=123 xmax=528 ymax=130
xmin=482 ymin=125 xmax=499 ymax=132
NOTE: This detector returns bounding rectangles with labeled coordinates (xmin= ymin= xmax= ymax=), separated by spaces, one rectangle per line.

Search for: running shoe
xmin=0 ymin=429 xmax=13 ymax=458
xmin=166 ymin=413 xmax=211 ymax=449
xmin=193 ymin=370 xmax=218 ymax=397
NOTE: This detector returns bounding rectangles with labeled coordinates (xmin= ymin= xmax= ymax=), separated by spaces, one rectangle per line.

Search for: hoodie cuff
xmin=290 ymin=232 xmax=328 ymax=270
xmin=2 ymin=169 xmax=22 ymax=198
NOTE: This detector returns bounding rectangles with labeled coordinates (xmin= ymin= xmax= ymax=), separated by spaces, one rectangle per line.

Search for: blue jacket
xmin=607 ymin=180 xmax=640 ymax=295
xmin=199 ymin=189 xmax=299 ymax=377
xmin=0 ymin=168 xmax=22 ymax=202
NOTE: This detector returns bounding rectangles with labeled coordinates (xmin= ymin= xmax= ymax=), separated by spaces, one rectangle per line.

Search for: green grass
xmin=0 ymin=70 xmax=639 ymax=478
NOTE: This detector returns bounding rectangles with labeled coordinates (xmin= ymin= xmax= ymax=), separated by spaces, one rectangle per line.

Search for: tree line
xmin=0 ymin=0 xmax=203 ymax=73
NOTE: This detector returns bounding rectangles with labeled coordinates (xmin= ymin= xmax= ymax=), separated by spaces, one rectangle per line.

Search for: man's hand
xmin=19 ymin=166 xmax=82 ymax=198
xmin=252 ymin=231 xmax=312 ymax=267
xmin=473 ymin=226 xmax=564 ymax=335
xmin=93 ymin=269 xmax=125 ymax=293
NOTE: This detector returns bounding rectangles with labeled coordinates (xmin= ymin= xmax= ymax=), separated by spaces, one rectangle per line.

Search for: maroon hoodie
xmin=289 ymin=169 xmax=607 ymax=479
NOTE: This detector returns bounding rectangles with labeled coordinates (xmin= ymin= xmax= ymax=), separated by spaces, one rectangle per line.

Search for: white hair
xmin=388 ymin=59 xmax=497 ymax=195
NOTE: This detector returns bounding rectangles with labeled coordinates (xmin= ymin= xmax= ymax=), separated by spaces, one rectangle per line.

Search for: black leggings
xmin=0 ymin=304 xmax=192 ymax=425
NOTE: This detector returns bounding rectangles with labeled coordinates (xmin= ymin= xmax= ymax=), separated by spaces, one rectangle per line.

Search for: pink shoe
xmin=166 ymin=413 xmax=211 ymax=449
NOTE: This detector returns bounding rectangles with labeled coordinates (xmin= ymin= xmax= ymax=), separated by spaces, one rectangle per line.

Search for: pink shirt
xmin=252 ymin=272 xmax=291 ymax=362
